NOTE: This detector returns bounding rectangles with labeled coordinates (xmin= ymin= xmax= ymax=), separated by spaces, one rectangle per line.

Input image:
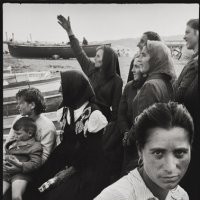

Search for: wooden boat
xmin=3 ymin=71 xmax=62 ymax=116
xmin=7 ymin=41 xmax=111 ymax=59
xmin=4 ymin=93 xmax=62 ymax=117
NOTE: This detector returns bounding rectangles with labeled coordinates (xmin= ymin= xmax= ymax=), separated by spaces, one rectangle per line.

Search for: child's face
xmin=14 ymin=128 xmax=32 ymax=141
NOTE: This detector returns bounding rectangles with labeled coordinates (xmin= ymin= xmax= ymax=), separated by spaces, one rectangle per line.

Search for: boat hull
xmin=4 ymin=93 xmax=62 ymax=116
xmin=8 ymin=43 xmax=111 ymax=59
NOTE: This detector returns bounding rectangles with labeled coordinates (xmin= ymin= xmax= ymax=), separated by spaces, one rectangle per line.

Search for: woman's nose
xmin=164 ymin=156 xmax=177 ymax=173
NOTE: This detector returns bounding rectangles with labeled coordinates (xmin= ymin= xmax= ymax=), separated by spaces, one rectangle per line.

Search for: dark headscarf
xmin=96 ymin=45 xmax=121 ymax=80
xmin=60 ymin=70 xmax=95 ymax=109
xmin=146 ymin=40 xmax=176 ymax=82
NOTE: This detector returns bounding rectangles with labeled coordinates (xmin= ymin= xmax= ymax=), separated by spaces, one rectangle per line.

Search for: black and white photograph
xmin=2 ymin=3 xmax=199 ymax=200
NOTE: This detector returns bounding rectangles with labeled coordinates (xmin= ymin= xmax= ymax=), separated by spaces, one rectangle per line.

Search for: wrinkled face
xmin=184 ymin=25 xmax=199 ymax=50
xmin=14 ymin=128 xmax=32 ymax=141
xmin=94 ymin=49 xmax=104 ymax=68
xmin=16 ymin=97 xmax=34 ymax=116
xmin=138 ymin=46 xmax=150 ymax=74
xmin=131 ymin=58 xmax=143 ymax=81
xmin=139 ymin=127 xmax=191 ymax=190
xmin=137 ymin=34 xmax=148 ymax=51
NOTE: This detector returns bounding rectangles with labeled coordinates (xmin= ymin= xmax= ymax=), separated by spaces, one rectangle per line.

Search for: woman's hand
xmin=3 ymin=160 xmax=22 ymax=174
xmin=38 ymin=177 xmax=57 ymax=193
xmin=5 ymin=155 xmax=23 ymax=168
xmin=57 ymin=15 xmax=73 ymax=35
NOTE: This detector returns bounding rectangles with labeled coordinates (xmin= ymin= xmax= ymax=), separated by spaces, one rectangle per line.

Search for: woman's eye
xmin=153 ymin=151 xmax=163 ymax=159
xmin=174 ymin=150 xmax=188 ymax=158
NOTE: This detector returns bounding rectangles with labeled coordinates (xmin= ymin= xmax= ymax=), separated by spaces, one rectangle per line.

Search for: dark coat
xmin=118 ymin=79 xmax=145 ymax=135
xmin=33 ymin=103 xmax=110 ymax=200
xmin=69 ymin=35 xmax=123 ymax=121
xmin=126 ymin=58 xmax=134 ymax=83
xmin=176 ymin=53 xmax=199 ymax=200
xmin=174 ymin=52 xmax=198 ymax=104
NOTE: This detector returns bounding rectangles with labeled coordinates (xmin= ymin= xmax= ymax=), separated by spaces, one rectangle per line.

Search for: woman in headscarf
xmin=25 ymin=70 xmax=111 ymax=200
xmin=57 ymin=15 xmax=123 ymax=122
xmin=127 ymin=31 xmax=161 ymax=83
xmin=118 ymin=57 xmax=147 ymax=175
xmin=122 ymin=40 xmax=176 ymax=175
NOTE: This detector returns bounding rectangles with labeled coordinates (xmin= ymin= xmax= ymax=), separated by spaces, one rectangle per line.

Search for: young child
xmin=3 ymin=117 xmax=43 ymax=200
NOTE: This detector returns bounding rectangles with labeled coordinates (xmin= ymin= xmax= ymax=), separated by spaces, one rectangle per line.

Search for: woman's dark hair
xmin=143 ymin=31 xmax=161 ymax=41
xmin=13 ymin=117 xmax=37 ymax=137
xmin=187 ymin=19 xmax=199 ymax=30
xmin=134 ymin=102 xmax=194 ymax=150
xmin=16 ymin=88 xmax=46 ymax=115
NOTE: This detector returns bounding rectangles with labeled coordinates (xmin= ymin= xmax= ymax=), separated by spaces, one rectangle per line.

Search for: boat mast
xmin=30 ymin=34 xmax=32 ymax=43
xmin=5 ymin=32 xmax=8 ymax=42
xmin=12 ymin=33 xmax=14 ymax=42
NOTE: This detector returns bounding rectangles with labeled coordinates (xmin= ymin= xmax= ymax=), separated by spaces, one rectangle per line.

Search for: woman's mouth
xmin=161 ymin=176 xmax=179 ymax=183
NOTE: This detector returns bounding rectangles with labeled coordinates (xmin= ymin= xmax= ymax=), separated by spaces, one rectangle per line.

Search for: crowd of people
xmin=3 ymin=16 xmax=199 ymax=200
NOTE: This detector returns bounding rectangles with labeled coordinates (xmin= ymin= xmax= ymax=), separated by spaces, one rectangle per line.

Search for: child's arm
xmin=7 ymin=143 xmax=43 ymax=173
xmin=22 ymin=143 xmax=43 ymax=173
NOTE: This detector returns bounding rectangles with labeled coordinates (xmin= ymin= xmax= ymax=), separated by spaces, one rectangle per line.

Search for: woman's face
xmin=138 ymin=46 xmax=150 ymax=74
xmin=137 ymin=34 xmax=148 ymax=51
xmin=139 ymin=127 xmax=191 ymax=190
xmin=183 ymin=25 xmax=199 ymax=50
xmin=131 ymin=58 xmax=142 ymax=81
xmin=94 ymin=49 xmax=104 ymax=68
xmin=16 ymin=97 xmax=34 ymax=116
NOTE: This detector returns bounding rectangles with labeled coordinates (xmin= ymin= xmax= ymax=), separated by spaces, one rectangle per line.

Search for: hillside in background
xmin=98 ymin=35 xmax=184 ymax=51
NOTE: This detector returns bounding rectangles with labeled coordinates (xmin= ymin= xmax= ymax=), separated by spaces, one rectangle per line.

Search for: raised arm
xmin=57 ymin=15 xmax=94 ymax=76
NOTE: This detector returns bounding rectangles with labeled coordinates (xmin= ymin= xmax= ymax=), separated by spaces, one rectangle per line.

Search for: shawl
xmin=60 ymin=70 xmax=95 ymax=109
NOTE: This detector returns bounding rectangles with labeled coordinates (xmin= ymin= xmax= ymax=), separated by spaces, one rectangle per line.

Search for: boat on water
xmin=7 ymin=41 xmax=111 ymax=59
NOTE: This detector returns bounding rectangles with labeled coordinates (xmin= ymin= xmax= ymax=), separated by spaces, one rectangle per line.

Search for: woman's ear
xmin=31 ymin=102 xmax=36 ymax=110
xmin=136 ymin=142 xmax=142 ymax=158
xmin=28 ymin=131 xmax=33 ymax=138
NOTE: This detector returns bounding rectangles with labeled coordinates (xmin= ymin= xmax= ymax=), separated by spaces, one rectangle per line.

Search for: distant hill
xmin=95 ymin=35 xmax=185 ymax=52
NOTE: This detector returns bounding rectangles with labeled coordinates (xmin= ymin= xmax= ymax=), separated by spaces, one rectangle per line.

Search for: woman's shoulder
xmin=168 ymin=185 xmax=189 ymax=200
xmin=115 ymin=74 xmax=123 ymax=83
xmin=124 ymin=81 xmax=134 ymax=89
xmin=94 ymin=172 xmax=136 ymax=200
xmin=142 ymin=78 xmax=167 ymax=91
xmin=36 ymin=114 xmax=56 ymax=130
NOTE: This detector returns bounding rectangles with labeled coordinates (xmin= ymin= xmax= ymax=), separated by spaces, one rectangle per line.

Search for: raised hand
xmin=57 ymin=15 xmax=73 ymax=35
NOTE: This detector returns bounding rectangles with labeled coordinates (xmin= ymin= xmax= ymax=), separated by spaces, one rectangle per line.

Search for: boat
xmin=3 ymin=70 xmax=62 ymax=116
xmin=3 ymin=71 xmax=60 ymax=88
xmin=3 ymin=93 xmax=62 ymax=117
xmin=7 ymin=41 xmax=111 ymax=59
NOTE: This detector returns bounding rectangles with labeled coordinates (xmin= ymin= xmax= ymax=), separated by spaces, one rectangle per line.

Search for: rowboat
xmin=7 ymin=42 xmax=111 ymax=59
xmin=3 ymin=71 xmax=62 ymax=116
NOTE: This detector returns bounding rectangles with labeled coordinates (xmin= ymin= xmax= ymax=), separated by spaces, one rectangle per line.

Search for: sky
xmin=3 ymin=3 xmax=199 ymax=43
